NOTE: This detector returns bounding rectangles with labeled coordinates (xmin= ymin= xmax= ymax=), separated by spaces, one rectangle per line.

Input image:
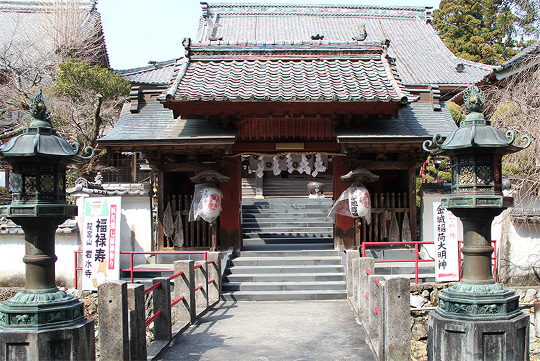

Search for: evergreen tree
xmin=433 ymin=0 xmax=539 ymax=64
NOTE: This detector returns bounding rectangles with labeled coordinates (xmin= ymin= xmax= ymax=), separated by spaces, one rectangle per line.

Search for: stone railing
xmin=346 ymin=250 xmax=410 ymax=361
xmin=98 ymin=252 xmax=222 ymax=361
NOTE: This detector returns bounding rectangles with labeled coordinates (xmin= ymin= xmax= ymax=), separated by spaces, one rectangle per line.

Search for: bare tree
xmin=483 ymin=53 xmax=540 ymax=212
xmin=0 ymin=0 xmax=109 ymax=136
xmin=0 ymin=1 xmax=127 ymax=179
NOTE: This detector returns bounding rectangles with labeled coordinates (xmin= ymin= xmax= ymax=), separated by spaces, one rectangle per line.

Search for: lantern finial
xmin=463 ymin=85 xmax=484 ymax=113
xmin=29 ymin=89 xmax=51 ymax=123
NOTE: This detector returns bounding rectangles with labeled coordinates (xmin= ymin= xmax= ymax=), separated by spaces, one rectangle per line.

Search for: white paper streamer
xmin=272 ymin=155 xmax=281 ymax=176
xmin=256 ymin=156 xmax=264 ymax=178
xmin=286 ymin=153 xmax=294 ymax=173
xmin=299 ymin=154 xmax=311 ymax=175
xmin=312 ymin=153 xmax=327 ymax=177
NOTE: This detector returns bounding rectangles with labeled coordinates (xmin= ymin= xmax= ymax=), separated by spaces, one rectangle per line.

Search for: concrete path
xmin=157 ymin=300 xmax=375 ymax=361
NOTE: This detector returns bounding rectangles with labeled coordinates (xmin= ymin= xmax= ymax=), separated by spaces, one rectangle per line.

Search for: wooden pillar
xmin=220 ymin=157 xmax=242 ymax=250
xmin=333 ymin=156 xmax=355 ymax=249
xmin=408 ymin=166 xmax=418 ymax=241
xmin=156 ymin=171 xmax=165 ymax=250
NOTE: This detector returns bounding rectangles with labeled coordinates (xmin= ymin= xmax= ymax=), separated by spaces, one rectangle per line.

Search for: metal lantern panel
xmin=8 ymin=161 xmax=66 ymax=205
xmin=450 ymin=151 xmax=502 ymax=195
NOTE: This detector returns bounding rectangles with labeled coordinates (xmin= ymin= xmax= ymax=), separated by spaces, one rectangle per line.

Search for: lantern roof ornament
xmin=29 ymin=89 xmax=51 ymax=124
xmin=422 ymin=86 xmax=531 ymax=155
xmin=0 ymin=90 xmax=95 ymax=162
xmin=463 ymin=85 xmax=484 ymax=113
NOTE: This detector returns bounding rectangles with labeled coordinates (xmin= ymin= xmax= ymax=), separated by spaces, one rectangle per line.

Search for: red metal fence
xmin=361 ymin=240 xmax=497 ymax=284
xmin=74 ymin=250 xmax=208 ymax=288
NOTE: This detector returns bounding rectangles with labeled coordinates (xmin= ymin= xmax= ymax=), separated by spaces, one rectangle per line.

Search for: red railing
xmin=361 ymin=240 xmax=497 ymax=284
xmin=169 ymin=270 xmax=186 ymax=307
xmin=74 ymin=250 xmax=208 ymax=286
xmin=361 ymin=241 xmax=435 ymax=284
xmin=124 ymin=251 xmax=208 ymax=283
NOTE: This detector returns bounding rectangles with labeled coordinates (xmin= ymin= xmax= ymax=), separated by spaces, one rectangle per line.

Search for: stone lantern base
xmin=428 ymin=307 xmax=529 ymax=361
xmin=0 ymin=290 xmax=95 ymax=360
xmin=0 ymin=318 xmax=94 ymax=360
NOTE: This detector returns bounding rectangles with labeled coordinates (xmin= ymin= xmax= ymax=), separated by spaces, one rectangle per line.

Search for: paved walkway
xmin=157 ymin=300 xmax=375 ymax=361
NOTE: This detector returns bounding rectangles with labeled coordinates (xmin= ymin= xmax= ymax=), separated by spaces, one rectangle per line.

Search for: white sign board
xmin=82 ymin=197 xmax=121 ymax=290
xmin=433 ymin=202 xmax=459 ymax=282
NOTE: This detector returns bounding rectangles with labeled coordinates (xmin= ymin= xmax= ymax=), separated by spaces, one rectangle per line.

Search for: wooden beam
xmin=353 ymin=160 xmax=410 ymax=170
xmin=231 ymin=141 xmax=343 ymax=154
xmin=408 ymin=166 xmax=418 ymax=241
xmin=166 ymin=101 xmax=400 ymax=118
xmin=150 ymin=161 xmax=217 ymax=172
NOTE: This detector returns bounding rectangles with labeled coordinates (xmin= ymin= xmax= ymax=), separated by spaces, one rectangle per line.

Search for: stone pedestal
xmin=0 ymin=317 xmax=94 ymax=361
xmin=428 ymin=310 xmax=528 ymax=360
xmin=428 ymin=282 xmax=529 ymax=361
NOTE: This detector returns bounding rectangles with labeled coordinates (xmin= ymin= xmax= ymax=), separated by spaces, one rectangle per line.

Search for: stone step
xmin=222 ymin=281 xmax=346 ymax=292
xmin=242 ymin=213 xmax=332 ymax=220
xmin=242 ymin=218 xmax=333 ymax=229
xmin=243 ymin=231 xmax=333 ymax=238
xmin=226 ymin=265 xmax=344 ymax=274
xmin=242 ymin=237 xmax=334 ymax=245
xmin=239 ymin=249 xmax=340 ymax=257
xmin=220 ymin=290 xmax=347 ymax=301
xmin=223 ymin=273 xmax=345 ymax=283
xmin=243 ymin=230 xmax=332 ymax=238
xmin=242 ymin=198 xmax=333 ymax=205
xmin=230 ymin=256 xmax=342 ymax=267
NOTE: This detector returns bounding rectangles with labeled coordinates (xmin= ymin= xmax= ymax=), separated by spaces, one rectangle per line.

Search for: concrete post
xmin=352 ymin=258 xmax=360 ymax=310
xmin=367 ymin=274 xmax=381 ymax=353
xmin=535 ymin=301 xmax=540 ymax=338
xmin=173 ymin=260 xmax=195 ymax=325
xmin=98 ymin=281 xmax=129 ymax=361
xmin=357 ymin=258 xmax=375 ymax=322
xmin=127 ymin=283 xmax=147 ymax=361
xmin=207 ymin=252 xmax=222 ymax=307
xmin=195 ymin=261 xmax=209 ymax=317
xmin=152 ymin=277 xmax=172 ymax=342
xmin=346 ymin=250 xmax=360 ymax=300
xmin=382 ymin=276 xmax=410 ymax=361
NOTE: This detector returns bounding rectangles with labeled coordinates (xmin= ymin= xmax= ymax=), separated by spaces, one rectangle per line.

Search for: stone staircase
xmin=241 ymin=198 xmax=334 ymax=246
xmin=221 ymin=198 xmax=347 ymax=301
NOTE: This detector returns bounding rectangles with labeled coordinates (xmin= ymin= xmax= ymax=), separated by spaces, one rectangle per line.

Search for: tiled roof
xmin=335 ymin=101 xmax=457 ymax=140
xmin=118 ymin=59 xmax=177 ymax=84
xmin=99 ymin=102 xmax=237 ymax=144
xmin=499 ymin=41 xmax=540 ymax=70
xmin=0 ymin=0 xmax=109 ymax=67
xmin=101 ymin=97 xmax=451 ymax=144
xmin=196 ymin=3 xmax=493 ymax=86
xmin=164 ymin=42 xmax=412 ymax=103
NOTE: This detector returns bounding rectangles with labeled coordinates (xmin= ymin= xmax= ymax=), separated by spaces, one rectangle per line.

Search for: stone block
xmin=351 ymin=258 xmax=360 ymax=309
xmin=428 ymin=310 xmax=529 ymax=360
xmin=207 ymin=252 xmax=222 ymax=307
xmin=382 ymin=276 xmax=410 ymax=361
xmin=368 ymin=274 xmax=381 ymax=350
xmin=195 ymin=261 xmax=208 ymax=317
xmin=128 ymin=283 xmax=146 ymax=361
xmin=357 ymin=257 xmax=375 ymax=322
xmin=98 ymin=281 xmax=129 ymax=361
xmin=173 ymin=260 xmax=195 ymax=325
xmin=346 ymin=250 xmax=360 ymax=299
xmin=0 ymin=318 xmax=94 ymax=361
xmin=152 ymin=277 xmax=172 ymax=342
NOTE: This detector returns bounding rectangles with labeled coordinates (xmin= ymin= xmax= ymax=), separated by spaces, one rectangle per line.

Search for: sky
xmin=97 ymin=0 xmax=441 ymax=70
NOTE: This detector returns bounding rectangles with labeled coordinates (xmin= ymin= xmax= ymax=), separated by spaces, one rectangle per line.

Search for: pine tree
xmin=433 ymin=0 xmax=539 ymax=64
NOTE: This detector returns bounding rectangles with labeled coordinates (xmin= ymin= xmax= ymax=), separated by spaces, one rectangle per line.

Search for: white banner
xmin=433 ymin=202 xmax=459 ymax=282
xmin=82 ymin=197 xmax=121 ymax=290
